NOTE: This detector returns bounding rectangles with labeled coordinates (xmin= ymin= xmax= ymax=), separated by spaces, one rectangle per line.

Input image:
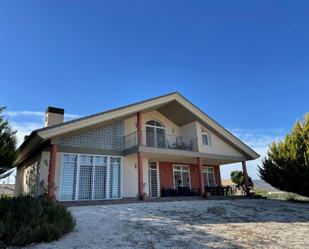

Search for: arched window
xmin=146 ymin=120 xmax=166 ymax=148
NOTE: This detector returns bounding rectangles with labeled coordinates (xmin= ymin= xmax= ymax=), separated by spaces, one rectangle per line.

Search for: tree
xmin=230 ymin=170 xmax=253 ymax=191
xmin=0 ymin=107 xmax=17 ymax=179
xmin=259 ymin=113 xmax=309 ymax=197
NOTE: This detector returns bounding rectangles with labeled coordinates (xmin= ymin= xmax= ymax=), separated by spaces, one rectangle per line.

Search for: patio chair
xmin=178 ymin=187 xmax=191 ymax=196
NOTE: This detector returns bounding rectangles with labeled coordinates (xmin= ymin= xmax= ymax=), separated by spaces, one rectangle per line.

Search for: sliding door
xmin=173 ymin=165 xmax=191 ymax=189
xmin=60 ymin=154 xmax=121 ymax=201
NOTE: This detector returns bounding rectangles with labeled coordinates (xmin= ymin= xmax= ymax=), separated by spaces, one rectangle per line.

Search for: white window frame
xmin=172 ymin=164 xmax=191 ymax=189
xmin=59 ymin=153 xmax=122 ymax=201
xmin=145 ymin=120 xmax=166 ymax=147
xmin=148 ymin=161 xmax=160 ymax=198
xmin=202 ymin=166 xmax=216 ymax=187
xmin=201 ymin=129 xmax=211 ymax=146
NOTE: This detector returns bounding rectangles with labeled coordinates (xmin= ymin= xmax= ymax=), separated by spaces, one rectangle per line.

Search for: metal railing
xmin=123 ymin=131 xmax=198 ymax=152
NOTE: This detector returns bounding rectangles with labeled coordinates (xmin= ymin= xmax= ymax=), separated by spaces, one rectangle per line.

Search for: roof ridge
xmin=35 ymin=91 xmax=179 ymax=133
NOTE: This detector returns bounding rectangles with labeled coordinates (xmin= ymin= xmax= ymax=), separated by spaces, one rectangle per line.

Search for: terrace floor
xmin=29 ymin=199 xmax=309 ymax=249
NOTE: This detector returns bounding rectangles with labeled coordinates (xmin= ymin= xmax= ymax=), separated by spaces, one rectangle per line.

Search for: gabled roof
xmin=16 ymin=92 xmax=259 ymax=165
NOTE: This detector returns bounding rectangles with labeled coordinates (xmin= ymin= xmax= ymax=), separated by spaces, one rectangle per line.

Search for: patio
xmin=30 ymin=199 xmax=309 ymax=249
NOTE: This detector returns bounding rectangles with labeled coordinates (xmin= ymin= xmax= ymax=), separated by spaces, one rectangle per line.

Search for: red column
xmin=242 ymin=161 xmax=250 ymax=195
xmin=137 ymin=112 xmax=144 ymax=199
xmin=48 ymin=144 xmax=57 ymax=199
xmin=197 ymin=157 xmax=205 ymax=195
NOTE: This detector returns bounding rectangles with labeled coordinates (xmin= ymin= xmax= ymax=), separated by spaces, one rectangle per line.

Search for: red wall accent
xmin=137 ymin=112 xmax=142 ymax=145
xmin=159 ymin=162 xmax=222 ymax=191
xmin=189 ymin=164 xmax=200 ymax=190
xmin=159 ymin=162 xmax=174 ymax=189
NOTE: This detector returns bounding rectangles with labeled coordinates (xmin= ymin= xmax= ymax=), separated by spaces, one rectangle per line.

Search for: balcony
xmin=123 ymin=131 xmax=198 ymax=152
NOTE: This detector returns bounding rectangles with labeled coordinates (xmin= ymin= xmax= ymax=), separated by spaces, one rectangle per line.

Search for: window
xmin=60 ymin=154 xmax=78 ymax=201
xmin=201 ymin=129 xmax=210 ymax=146
xmin=109 ymin=157 xmax=121 ymax=198
xmin=173 ymin=165 xmax=190 ymax=189
xmin=146 ymin=120 xmax=166 ymax=148
xmin=60 ymin=154 xmax=121 ymax=201
xmin=203 ymin=167 xmax=216 ymax=187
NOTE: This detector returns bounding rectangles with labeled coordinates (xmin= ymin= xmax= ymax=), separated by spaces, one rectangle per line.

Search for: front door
xmin=148 ymin=162 xmax=159 ymax=197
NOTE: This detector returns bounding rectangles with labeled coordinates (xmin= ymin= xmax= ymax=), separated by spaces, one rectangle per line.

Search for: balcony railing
xmin=123 ymin=131 xmax=198 ymax=152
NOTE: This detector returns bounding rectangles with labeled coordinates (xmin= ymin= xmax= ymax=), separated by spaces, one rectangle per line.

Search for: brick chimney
xmin=44 ymin=106 xmax=64 ymax=127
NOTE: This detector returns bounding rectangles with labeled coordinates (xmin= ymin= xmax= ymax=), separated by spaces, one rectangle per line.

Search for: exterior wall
xmin=159 ymin=162 xmax=202 ymax=191
xmin=122 ymin=154 xmax=150 ymax=198
xmin=196 ymin=122 xmax=243 ymax=157
xmin=14 ymin=167 xmax=25 ymax=196
xmin=39 ymin=151 xmax=50 ymax=194
xmin=159 ymin=162 xmax=174 ymax=189
xmin=179 ymin=121 xmax=198 ymax=140
xmin=179 ymin=121 xmax=199 ymax=151
xmin=124 ymin=112 xmax=243 ymax=158
xmin=59 ymin=121 xmax=124 ymax=151
xmin=122 ymin=155 xmax=138 ymax=198
xmin=15 ymin=153 xmax=43 ymax=197
xmin=189 ymin=164 xmax=200 ymax=190
xmin=15 ymin=149 xmax=64 ymax=199
xmin=159 ymin=162 xmax=221 ymax=192
xmin=17 ymin=150 xmax=222 ymax=199
xmin=124 ymin=115 xmax=137 ymax=136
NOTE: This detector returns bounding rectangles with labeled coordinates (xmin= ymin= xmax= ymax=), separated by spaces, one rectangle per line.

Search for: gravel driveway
xmin=29 ymin=199 xmax=309 ymax=249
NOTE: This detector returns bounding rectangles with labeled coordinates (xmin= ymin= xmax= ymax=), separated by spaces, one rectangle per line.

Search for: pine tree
xmin=0 ymin=107 xmax=17 ymax=179
xmin=259 ymin=113 xmax=309 ymax=197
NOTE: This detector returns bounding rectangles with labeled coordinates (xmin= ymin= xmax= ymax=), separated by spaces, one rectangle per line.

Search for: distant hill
xmin=222 ymin=179 xmax=281 ymax=193
xmin=252 ymin=180 xmax=281 ymax=193
xmin=0 ymin=184 xmax=14 ymax=196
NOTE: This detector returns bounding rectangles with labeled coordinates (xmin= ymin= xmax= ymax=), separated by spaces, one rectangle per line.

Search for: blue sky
xmin=1 ymin=1 xmax=308 ymax=182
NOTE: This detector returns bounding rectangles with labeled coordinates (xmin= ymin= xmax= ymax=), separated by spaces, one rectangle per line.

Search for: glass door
xmin=148 ymin=162 xmax=159 ymax=197
xmin=173 ymin=165 xmax=191 ymax=189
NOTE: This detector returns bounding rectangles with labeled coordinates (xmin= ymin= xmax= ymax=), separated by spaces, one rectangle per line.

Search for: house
xmin=14 ymin=92 xmax=259 ymax=201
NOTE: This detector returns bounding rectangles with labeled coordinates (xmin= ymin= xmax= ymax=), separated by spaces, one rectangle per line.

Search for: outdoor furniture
xmin=189 ymin=188 xmax=198 ymax=196
xmin=178 ymin=186 xmax=191 ymax=196
xmin=205 ymin=186 xmax=229 ymax=196
xmin=166 ymin=137 xmax=194 ymax=151
xmin=161 ymin=187 xmax=178 ymax=197
xmin=167 ymin=141 xmax=177 ymax=149
xmin=223 ymin=186 xmax=233 ymax=196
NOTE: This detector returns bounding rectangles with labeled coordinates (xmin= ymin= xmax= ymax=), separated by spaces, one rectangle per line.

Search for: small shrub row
xmin=0 ymin=196 xmax=75 ymax=247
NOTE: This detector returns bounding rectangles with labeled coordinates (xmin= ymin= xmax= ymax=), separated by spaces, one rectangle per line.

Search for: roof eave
xmin=15 ymin=132 xmax=44 ymax=166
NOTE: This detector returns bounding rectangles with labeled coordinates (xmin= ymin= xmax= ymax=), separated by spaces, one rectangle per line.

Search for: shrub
xmin=0 ymin=196 xmax=75 ymax=247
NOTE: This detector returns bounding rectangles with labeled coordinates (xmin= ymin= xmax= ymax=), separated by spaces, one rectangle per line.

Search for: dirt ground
xmin=29 ymin=199 xmax=309 ymax=249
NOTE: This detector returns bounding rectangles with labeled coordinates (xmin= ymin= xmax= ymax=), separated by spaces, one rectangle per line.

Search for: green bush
xmin=0 ymin=196 xmax=75 ymax=247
